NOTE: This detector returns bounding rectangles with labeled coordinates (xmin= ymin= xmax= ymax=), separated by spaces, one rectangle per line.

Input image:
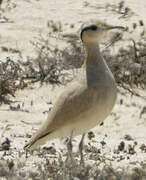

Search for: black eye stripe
xmin=90 ymin=25 xmax=97 ymax=31
xmin=80 ymin=24 xmax=97 ymax=40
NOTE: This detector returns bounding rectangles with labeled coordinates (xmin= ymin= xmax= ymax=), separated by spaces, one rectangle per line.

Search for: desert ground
xmin=0 ymin=0 xmax=146 ymax=179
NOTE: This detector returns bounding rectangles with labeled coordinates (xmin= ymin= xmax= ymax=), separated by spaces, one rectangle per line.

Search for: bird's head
xmin=80 ymin=20 xmax=125 ymax=44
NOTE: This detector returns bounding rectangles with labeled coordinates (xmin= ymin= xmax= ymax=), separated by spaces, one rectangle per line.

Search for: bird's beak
xmin=108 ymin=26 xmax=126 ymax=30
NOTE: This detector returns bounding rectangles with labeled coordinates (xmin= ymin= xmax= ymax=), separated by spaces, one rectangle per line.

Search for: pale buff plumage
xmin=25 ymin=20 xmax=125 ymax=151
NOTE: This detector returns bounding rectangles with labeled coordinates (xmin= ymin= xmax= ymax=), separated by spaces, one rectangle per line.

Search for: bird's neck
xmin=82 ymin=42 xmax=105 ymax=67
xmin=82 ymin=41 xmax=114 ymax=86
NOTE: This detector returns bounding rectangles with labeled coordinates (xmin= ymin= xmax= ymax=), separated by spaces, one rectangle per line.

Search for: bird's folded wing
xmin=25 ymin=80 xmax=94 ymax=149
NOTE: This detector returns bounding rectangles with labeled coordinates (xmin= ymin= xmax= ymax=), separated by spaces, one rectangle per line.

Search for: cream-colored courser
xmin=25 ymin=20 xmax=124 ymax=151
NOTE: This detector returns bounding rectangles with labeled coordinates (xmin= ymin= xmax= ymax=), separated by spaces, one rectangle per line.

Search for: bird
xmin=24 ymin=20 xmax=125 ymax=166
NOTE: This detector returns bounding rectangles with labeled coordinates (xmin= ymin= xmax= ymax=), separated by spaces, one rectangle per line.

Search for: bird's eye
xmin=90 ymin=25 xmax=97 ymax=31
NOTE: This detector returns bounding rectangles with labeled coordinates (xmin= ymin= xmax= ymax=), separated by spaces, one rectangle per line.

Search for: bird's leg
xmin=66 ymin=130 xmax=76 ymax=166
xmin=79 ymin=133 xmax=85 ymax=166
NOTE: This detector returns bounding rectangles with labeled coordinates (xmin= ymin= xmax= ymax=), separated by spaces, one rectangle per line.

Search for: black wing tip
xmin=23 ymin=131 xmax=52 ymax=150
xmin=24 ymin=143 xmax=29 ymax=150
xmin=24 ymin=141 xmax=32 ymax=150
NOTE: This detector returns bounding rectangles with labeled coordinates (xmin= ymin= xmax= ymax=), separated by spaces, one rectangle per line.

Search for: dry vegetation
xmin=1 ymin=133 xmax=146 ymax=179
xmin=0 ymin=158 xmax=146 ymax=180
xmin=0 ymin=1 xmax=146 ymax=101
xmin=104 ymin=38 xmax=146 ymax=89
xmin=0 ymin=25 xmax=146 ymax=103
